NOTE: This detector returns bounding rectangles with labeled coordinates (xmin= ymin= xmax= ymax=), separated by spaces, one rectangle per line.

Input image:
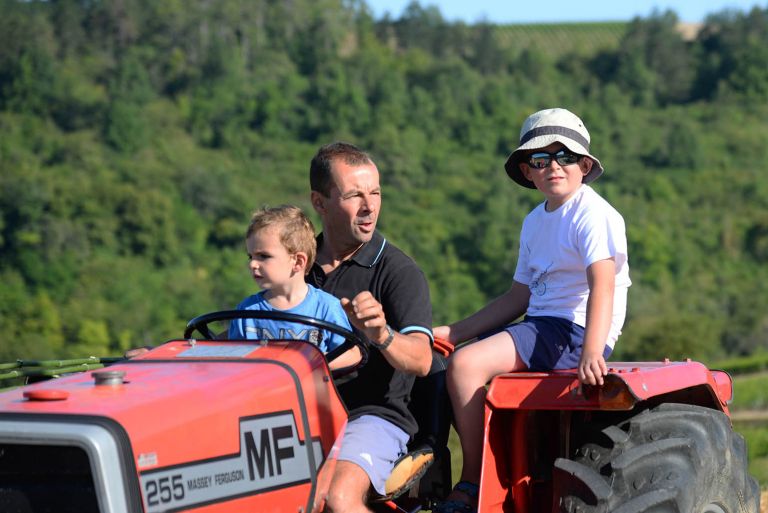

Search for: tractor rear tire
xmin=552 ymin=403 xmax=760 ymax=513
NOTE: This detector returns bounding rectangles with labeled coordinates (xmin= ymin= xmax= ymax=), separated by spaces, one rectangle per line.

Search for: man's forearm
xmin=373 ymin=330 xmax=432 ymax=376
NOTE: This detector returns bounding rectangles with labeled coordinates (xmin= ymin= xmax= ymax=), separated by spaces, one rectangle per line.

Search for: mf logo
xmin=244 ymin=418 xmax=297 ymax=480
xmin=140 ymin=411 xmax=324 ymax=513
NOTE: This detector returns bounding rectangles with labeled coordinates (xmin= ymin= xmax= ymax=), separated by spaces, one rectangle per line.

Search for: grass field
xmin=732 ymin=371 xmax=768 ymax=491
xmin=494 ymin=22 xmax=627 ymax=58
xmin=491 ymin=20 xmax=703 ymax=60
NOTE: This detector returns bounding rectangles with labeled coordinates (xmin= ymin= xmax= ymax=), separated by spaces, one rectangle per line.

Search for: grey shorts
xmin=504 ymin=315 xmax=612 ymax=371
xmin=337 ymin=415 xmax=409 ymax=495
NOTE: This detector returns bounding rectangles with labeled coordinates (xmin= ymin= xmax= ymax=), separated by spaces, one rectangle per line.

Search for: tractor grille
xmin=0 ymin=443 xmax=100 ymax=512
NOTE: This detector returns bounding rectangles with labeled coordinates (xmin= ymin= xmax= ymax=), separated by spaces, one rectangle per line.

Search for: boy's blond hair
xmin=246 ymin=205 xmax=317 ymax=274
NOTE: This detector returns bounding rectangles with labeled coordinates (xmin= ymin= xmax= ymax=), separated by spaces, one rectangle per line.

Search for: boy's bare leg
xmin=445 ymin=331 xmax=526 ymax=507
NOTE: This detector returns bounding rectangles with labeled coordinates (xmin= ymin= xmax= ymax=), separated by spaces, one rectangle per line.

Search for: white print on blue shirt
xmin=245 ymin=326 xmax=322 ymax=345
xmin=228 ymin=285 xmax=351 ymax=354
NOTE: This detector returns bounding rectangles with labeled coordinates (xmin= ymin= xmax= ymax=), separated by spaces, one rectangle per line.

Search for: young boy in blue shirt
xmin=229 ymin=205 xmax=360 ymax=369
xmin=433 ymin=108 xmax=631 ymax=512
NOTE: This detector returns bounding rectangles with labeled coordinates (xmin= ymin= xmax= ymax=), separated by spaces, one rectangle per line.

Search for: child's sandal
xmin=433 ymin=480 xmax=479 ymax=513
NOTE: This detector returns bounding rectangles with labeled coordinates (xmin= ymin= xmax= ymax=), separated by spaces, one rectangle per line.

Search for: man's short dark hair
xmin=309 ymin=142 xmax=373 ymax=197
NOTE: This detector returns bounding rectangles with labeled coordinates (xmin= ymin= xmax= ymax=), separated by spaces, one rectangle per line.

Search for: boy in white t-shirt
xmin=433 ymin=108 xmax=631 ymax=513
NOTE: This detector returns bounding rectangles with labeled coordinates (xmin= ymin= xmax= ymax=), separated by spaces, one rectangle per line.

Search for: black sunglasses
xmin=527 ymin=150 xmax=581 ymax=169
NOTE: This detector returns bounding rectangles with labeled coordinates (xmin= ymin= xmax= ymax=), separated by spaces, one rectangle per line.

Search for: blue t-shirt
xmin=227 ymin=285 xmax=351 ymax=353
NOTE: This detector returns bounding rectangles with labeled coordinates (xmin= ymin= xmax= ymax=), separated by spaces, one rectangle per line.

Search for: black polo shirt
xmin=307 ymin=230 xmax=433 ymax=437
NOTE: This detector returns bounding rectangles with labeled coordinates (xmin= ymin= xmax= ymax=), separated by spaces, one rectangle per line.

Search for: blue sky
xmin=365 ymin=0 xmax=766 ymax=24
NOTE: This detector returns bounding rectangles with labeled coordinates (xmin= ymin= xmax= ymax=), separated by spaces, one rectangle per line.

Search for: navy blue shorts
xmin=503 ymin=315 xmax=612 ymax=371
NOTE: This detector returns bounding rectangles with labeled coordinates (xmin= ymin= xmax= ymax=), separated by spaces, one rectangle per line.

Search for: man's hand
xmin=432 ymin=325 xmax=451 ymax=342
xmin=340 ymin=291 xmax=389 ymax=345
xmin=341 ymin=291 xmax=431 ymax=376
xmin=578 ymin=350 xmax=608 ymax=386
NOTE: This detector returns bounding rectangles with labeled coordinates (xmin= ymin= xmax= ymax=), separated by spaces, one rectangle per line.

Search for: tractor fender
xmin=485 ymin=360 xmax=732 ymax=414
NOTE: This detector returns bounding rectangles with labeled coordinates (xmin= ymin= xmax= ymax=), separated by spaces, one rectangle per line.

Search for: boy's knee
xmin=447 ymin=352 xmax=478 ymax=389
xmin=448 ymin=348 xmax=473 ymax=376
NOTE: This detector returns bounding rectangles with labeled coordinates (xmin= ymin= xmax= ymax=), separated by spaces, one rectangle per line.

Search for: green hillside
xmin=0 ymin=0 xmax=767 ymax=366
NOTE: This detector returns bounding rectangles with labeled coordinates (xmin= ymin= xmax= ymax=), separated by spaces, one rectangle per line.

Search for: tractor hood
xmin=0 ymin=340 xmax=348 ymax=513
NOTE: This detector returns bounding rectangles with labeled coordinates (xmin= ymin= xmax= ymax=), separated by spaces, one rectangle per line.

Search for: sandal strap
xmin=433 ymin=499 xmax=476 ymax=513
xmin=454 ymin=480 xmax=479 ymax=500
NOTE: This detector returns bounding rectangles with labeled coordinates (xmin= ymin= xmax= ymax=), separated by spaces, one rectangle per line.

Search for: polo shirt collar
xmin=316 ymin=230 xmax=387 ymax=269
xmin=352 ymin=230 xmax=387 ymax=268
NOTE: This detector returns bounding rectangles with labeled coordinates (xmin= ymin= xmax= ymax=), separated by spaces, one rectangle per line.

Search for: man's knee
xmin=324 ymin=487 xmax=365 ymax=513
xmin=324 ymin=461 xmax=371 ymax=513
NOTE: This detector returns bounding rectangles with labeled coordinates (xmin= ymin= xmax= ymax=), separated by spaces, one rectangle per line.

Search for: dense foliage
xmin=1 ymin=0 xmax=767 ymax=363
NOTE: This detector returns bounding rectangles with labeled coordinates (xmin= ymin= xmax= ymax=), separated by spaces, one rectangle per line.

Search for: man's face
xmin=313 ymin=159 xmax=381 ymax=249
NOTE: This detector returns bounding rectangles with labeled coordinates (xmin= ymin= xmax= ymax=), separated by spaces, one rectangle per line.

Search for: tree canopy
xmin=1 ymin=0 xmax=768 ymax=363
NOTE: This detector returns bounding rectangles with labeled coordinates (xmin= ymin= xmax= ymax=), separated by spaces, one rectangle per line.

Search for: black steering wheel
xmin=184 ymin=310 xmax=369 ymax=380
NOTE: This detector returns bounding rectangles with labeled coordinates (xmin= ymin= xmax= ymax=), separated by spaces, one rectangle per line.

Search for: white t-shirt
xmin=513 ymin=185 xmax=631 ymax=348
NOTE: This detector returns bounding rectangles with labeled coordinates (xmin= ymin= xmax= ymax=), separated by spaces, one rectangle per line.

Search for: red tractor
xmin=0 ymin=310 xmax=760 ymax=512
